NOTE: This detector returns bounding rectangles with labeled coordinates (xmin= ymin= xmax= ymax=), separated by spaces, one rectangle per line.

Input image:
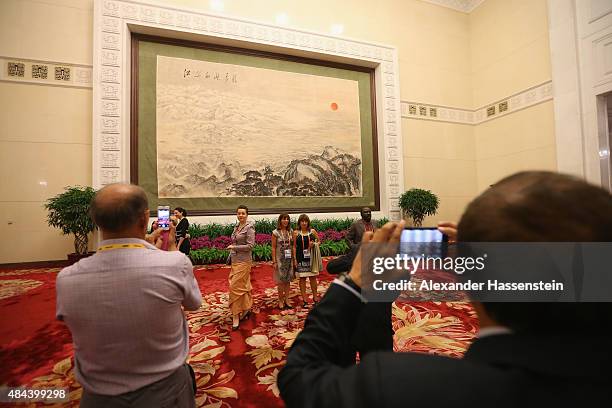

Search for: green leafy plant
xmin=398 ymin=188 xmax=439 ymax=227
xmin=252 ymin=244 xmax=272 ymax=261
xmin=189 ymin=222 xmax=234 ymax=239
xmin=253 ymin=219 xmax=276 ymax=235
xmin=189 ymin=248 xmax=230 ymax=265
xmin=311 ymin=218 xmax=354 ymax=232
xmin=188 ymin=223 xmax=209 ymax=239
xmin=45 ymin=186 xmax=97 ymax=255
xmin=190 ymin=217 xmax=359 ymax=240
xmin=189 ymin=238 xmax=353 ymax=265
xmin=319 ymin=240 xmax=350 ymax=256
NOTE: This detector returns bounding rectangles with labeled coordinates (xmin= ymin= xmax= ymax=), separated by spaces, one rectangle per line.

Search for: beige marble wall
xmin=164 ymin=0 xmax=478 ymax=228
xmin=469 ymin=0 xmax=556 ymax=192
xmin=0 ymin=0 xmax=557 ymax=262
xmin=0 ymin=0 xmax=94 ymax=263
xmin=475 ymin=101 xmax=557 ymax=190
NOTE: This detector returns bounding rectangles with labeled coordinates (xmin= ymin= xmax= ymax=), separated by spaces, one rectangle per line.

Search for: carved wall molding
xmin=93 ymin=0 xmax=404 ymax=220
xmin=0 ymin=56 xmax=92 ymax=88
xmin=401 ymin=80 xmax=553 ymax=125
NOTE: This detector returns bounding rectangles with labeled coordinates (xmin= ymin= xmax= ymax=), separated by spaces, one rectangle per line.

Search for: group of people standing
xmin=227 ymin=205 xmax=377 ymax=331
xmin=150 ymin=204 xmax=377 ymax=332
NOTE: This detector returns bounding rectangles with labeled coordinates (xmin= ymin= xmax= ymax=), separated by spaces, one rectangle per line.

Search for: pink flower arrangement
xmin=212 ymin=235 xmax=232 ymax=249
xmin=190 ymin=229 xmax=349 ymax=251
xmin=255 ymin=233 xmax=272 ymax=245
xmin=191 ymin=236 xmax=212 ymax=250
xmin=321 ymin=229 xmax=346 ymax=242
xmin=190 ymin=235 xmax=233 ymax=250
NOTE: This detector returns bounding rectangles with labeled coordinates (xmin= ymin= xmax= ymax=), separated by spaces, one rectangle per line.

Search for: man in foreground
xmin=279 ymin=171 xmax=612 ymax=408
xmin=56 ymin=183 xmax=202 ymax=407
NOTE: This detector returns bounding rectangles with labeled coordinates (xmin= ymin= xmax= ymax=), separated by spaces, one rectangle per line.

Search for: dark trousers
xmin=80 ymin=364 xmax=196 ymax=408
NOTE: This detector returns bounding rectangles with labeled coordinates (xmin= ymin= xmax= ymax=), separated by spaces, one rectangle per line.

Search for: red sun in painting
xmin=330 ymin=102 xmax=339 ymax=111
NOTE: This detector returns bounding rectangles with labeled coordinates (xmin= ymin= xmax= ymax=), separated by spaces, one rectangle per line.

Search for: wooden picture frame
xmin=131 ymin=34 xmax=380 ymax=215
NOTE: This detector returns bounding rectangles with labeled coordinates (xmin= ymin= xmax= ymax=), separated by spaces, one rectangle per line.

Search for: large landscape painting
xmin=156 ymin=55 xmax=363 ymax=198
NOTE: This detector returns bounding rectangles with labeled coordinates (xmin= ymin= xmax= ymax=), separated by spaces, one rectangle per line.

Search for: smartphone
xmin=399 ymin=227 xmax=448 ymax=258
xmin=157 ymin=205 xmax=170 ymax=230
xmin=400 ymin=227 xmax=448 ymax=243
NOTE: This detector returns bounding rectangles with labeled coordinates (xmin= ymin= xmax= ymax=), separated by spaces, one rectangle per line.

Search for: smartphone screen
xmin=400 ymin=228 xmax=446 ymax=243
xmin=399 ymin=228 xmax=448 ymax=257
xmin=157 ymin=206 xmax=170 ymax=230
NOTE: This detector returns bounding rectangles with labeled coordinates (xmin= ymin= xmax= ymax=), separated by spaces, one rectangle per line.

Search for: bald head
xmin=458 ymin=171 xmax=612 ymax=242
xmin=90 ymin=183 xmax=149 ymax=235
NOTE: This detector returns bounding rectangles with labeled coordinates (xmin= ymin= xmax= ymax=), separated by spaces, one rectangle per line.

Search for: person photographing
xmin=56 ymin=183 xmax=202 ymax=407
xmin=279 ymin=171 xmax=612 ymax=408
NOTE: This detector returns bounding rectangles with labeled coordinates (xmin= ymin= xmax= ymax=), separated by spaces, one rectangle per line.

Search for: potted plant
xmin=398 ymin=188 xmax=439 ymax=227
xmin=45 ymin=186 xmax=97 ymax=264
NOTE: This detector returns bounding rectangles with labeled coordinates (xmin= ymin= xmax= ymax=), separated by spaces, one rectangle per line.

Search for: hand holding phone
xmin=399 ymin=227 xmax=448 ymax=258
xmin=400 ymin=227 xmax=448 ymax=244
xmin=157 ymin=206 xmax=170 ymax=230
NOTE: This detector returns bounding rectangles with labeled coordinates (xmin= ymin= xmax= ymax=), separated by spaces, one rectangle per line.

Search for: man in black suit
xmin=278 ymin=171 xmax=612 ymax=408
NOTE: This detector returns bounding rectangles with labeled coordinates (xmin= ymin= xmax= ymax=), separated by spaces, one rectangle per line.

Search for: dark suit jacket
xmin=346 ymin=219 xmax=378 ymax=245
xmin=278 ymin=284 xmax=612 ymax=408
xmin=325 ymin=244 xmax=393 ymax=362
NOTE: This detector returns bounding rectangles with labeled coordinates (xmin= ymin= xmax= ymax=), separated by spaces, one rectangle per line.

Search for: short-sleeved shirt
xmin=56 ymin=238 xmax=202 ymax=395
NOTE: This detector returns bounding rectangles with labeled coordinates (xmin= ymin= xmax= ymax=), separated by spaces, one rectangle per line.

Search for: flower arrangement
xmin=255 ymin=234 xmax=272 ymax=245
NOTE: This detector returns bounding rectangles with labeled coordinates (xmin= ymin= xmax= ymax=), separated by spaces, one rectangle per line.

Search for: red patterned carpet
xmin=0 ymin=261 xmax=478 ymax=407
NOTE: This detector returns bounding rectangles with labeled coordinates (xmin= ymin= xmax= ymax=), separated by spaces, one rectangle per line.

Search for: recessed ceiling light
xmin=210 ymin=0 xmax=224 ymax=12
xmin=276 ymin=12 xmax=289 ymax=26
xmin=331 ymin=24 xmax=344 ymax=35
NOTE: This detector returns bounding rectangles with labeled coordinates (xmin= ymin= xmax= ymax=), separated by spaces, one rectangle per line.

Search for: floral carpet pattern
xmin=0 ymin=262 xmax=478 ymax=407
